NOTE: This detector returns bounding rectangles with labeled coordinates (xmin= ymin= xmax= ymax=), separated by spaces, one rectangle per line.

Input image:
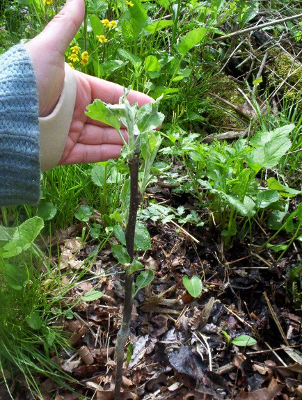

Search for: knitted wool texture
xmin=0 ymin=45 xmax=40 ymax=206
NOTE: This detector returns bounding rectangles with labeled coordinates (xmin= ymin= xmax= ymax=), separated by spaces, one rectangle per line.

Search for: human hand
xmin=25 ymin=0 xmax=153 ymax=166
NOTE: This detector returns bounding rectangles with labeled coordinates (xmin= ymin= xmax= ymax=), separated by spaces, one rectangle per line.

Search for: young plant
xmin=85 ymin=89 xmax=164 ymax=398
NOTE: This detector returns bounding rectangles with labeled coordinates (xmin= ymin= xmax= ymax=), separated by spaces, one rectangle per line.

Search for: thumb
xmin=38 ymin=0 xmax=85 ymax=55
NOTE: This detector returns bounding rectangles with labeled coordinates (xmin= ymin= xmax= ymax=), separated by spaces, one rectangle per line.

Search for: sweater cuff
xmin=39 ymin=63 xmax=77 ymax=171
xmin=0 ymin=45 xmax=40 ymax=206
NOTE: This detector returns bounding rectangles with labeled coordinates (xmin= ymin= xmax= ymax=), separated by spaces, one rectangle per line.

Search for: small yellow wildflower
xmin=45 ymin=0 xmax=53 ymax=5
xmin=126 ymin=1 xmax=134 ymax=6
xmin=96 ymin=35 xmax=108 ymax=43
xmin=80 ymin=51 xmax=89 ymax=66
xmin=68 ymin=62 xmax=75 ymax=69
xmin=68 ymin=53 xmax=79 ymax=62
xmin=70 ymin=45 xmax=80 ymax=54
xmin=108 ymin=20 xmax=117 ymax=29
xmin=101 ymin=19 xmax=110 ymax=28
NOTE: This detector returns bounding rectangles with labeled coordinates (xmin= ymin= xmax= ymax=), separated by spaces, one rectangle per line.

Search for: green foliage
xmin=182 ymin=275 xmax=203 ymax=298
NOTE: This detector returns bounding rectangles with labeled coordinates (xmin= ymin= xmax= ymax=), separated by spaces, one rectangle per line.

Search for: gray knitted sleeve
xmin=0 ymin=44 xmax=40 ymax=206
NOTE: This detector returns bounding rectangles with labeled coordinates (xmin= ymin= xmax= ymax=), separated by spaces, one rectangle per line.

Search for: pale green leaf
xmin=137 ymin=101 xmax=165 ymax=134
xmin=178 ymin=27 xmax=207 ymax=56
xmin=112 ymin=244 xmax=130 ymax=265
xmin=91 ymin=164 xmax=106 ymax=187
xmin=2 ymin=217 xmax=44 ymax=259
xmin=231 ymin=335 xmax=257 ymax=347
xmin=37 ymin=201 xmax=57 ymax=221
xmin=145 ymin=20 xmax=173 ymax=34
xmin=26 ymin=311 xmax=42 ymax=330
xmin=118 ymin=49 xmax=142 ymax=66
xmin=81 ymin=290 xmax=104 ymax=302
xmin=256 ymin=190 xmax=279 ymax=209
xmin=183 ymin=275 xmax=203 ymax=298
xmin=74 ymin=205 xmax=93 ymax=222
xmin=86 ymin=99 xmax=121 ymax=132
xmin=267 ymin=177 xmax=301 ymax=198
xmin=135 ymin=269 xmax=154 ymax=292
xmin=250 ymin=124 xmax=294 ymax=147
xmin=134 ymin=222 xmax=151 ymax=251
xmin=129 ymin=259 xmax=144 ymax=274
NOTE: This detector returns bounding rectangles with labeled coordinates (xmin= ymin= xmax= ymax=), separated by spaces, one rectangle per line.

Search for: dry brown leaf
xmin=236 ymin=377 xmax=282 ymax=400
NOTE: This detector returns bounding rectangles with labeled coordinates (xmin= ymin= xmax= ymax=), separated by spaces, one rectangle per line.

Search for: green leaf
xmin=135 ymin=269 xmax=154 ymax=292
xmin=91 ymin=164 xmax=106 ymax=187
xmin=26 ymin=311 xmax=42 ymax=330
xmin=113 ymin=225 xmax=126 ymax=246
xmin=0 ymin=226 xmax=16 ymax=243
xmin=145 ymin=20 xmax=173 ymax=34
xmin=137 ymin=101 xmax=165 ymax=134
xmin=112 ymin=244 xmax=130 ymax=265
xmin=120 ymin=0 xmax=148 ymax=41
xmin=256 ymin=190 xmax=279 ymax=209
xmin=250 ymin=124 xmax=295 ymax=147
xmin=74 ymin=205 xmax=93 ymax=222
xmin=118 ymin=49 xmax=142 ymax=66
xmin=221 ymin=330 xmax=231 ymax=344
xmin=90 ymin=14 xmax=105 ymax=36
xmin=223 ymin=193 xmax=249 ymax=216
xmin=268 ymin=210 xmax=288 ymax=230
xmin=183 ymin=275 xmax=203 ymax=298
xmin=267 ymin=177 xmax=301 ymax=198
xmin=37 ymin=201 xmax=57 ymax=221
xmin=253 ymin=76 xmax=263 ymax=86
xmin=81 ymin=290 xmax=104 ymax=302
xmin=2 ymin=217 xmax=44 ymax=258
xmin=126 ymin=342 xmax=133 ymax=364
xmin=134 ymin=222 xmax=151 ymax=251
xmin=144 ymin=55 xmax=161 ymax=78
xmin=2 ymin=262 xmax=28 ymax=290
xmin=128 ymin=259 xmax=144 ymax=274
xmin=98 ymin=60 xmax=124 ymax=77
xmin=231 ymin=335 xmax=257 ymax=347
xmin=86 ymin=99 xmax=121 ymax=132
xmin=177 ymin=27 xmax=207 ymax=56
xmin=109 ymin=210 xmax=124 ymax=223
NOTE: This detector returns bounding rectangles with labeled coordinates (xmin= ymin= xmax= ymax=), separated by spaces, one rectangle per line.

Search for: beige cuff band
xmin=38 ymin=63 xmax=77 ymax=171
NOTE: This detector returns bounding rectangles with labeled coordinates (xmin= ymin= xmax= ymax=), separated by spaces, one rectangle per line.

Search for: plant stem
xmin=114 ymin=149 xmax=141 ymax=399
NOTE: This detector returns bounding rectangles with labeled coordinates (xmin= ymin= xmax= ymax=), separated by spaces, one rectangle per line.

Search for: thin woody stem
xmin=114 ymin=149 xmax=141 ymax=399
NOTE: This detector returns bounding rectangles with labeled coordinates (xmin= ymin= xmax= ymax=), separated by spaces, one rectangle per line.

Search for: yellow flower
xmin=96 ymin=35 xmax=108 ymax=43
xmin=45 ymin=0 xmax=53 ymax=4
xmin=68 ymin=62 xmax=75 ymax=69
xmin=126 ymin=1 xmax=134 ymax=6
xmin=70 ymin=45 xmax=80 ymax=54
xmin=68 ymin=53 xmax=79 ymax=62
xmin=101 ymin=19 xmax=110 ymax=28
xmin=108 ymin=20 xmax=117 ymax=29
xmin=81 ymin=51 xmax=89 ymax=65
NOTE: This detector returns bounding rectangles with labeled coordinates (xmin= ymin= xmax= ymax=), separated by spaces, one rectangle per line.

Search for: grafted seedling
xmin=86 ymin=90 xmax=164 ymax=398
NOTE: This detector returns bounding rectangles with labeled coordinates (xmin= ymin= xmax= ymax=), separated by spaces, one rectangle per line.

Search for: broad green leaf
xmin=246 ymin=137 xmax=291 ymax=172
xmin=178 ymin=27 xmax=207 ymax=56
xmin=137 ymin=101 xmax=165 ymax=134
xmin=74 ymin=205 xmax=93 ymax=222
xmin=37 ymin=201 xmax=57 ymax=221
xmin=112 ymin=244 xmax=130 ymax=265
xmin=253 ymin=76 xmax=262 ymax=86
xmin=267 ymin=243 xmax=288 ymax=252
xmin=109 ymin=210 xmax=124 ymax=223
xmin=145 ymin=20 xmax=173 ymax=34
xmin=134 ymin=222 xmax=151 ymax=250
xmin=81 ymin=290 xmax=104 ymax=302
xmin=2 ymin=262 xmax=28 ymax=290
xmin=268 ymin=210 xmax=287 ymax=230
xmin=231 ymin=335 xmax=257 ymax=347
xmin=135 ymin=269 xmax=154 ymax=292
xmin=144 ymin=55 xmax=161 ymax=78
xmin=0 ymin=226 xmax=16 ymax=243
xmin=26 ymin=311 xmax=42 ymax=330
xmin=256 ymin=190 xmax=279 ymax=209
xmin=91 ymin=164 xmax=106 ymax=187
xmin=113 ymin=225 xmax=126 ymax=245
xmin=154 ymin=0 xmax=173 ymax=8
xmin=129 ymin=259 xmax=144 ymax=274
xmin=86 ymin=99 xmax=121 ymax=132
xmin=98 ymin=60 xmax=124 ymax=77
xmin=120 ymin=0 xmax=148 ymax=41
xmin=90 ymin=14 xmax=105 ymax=36
xmin=183 ymin=275 xmax=203 ymax=298
xmin=2 ymin=217 xmax=44 ymax=258
xmin=267 ymin=177 xmax=301 ymax=198
xmin=223 ymin=193 xmax=249 ymax=216
xmin=250 ymin=124 xmax=294 ymax=147
xmin=118 ymin=49 xmax=142 ymax=66
xmin=240 ymin=1 xmax=259 ymax=25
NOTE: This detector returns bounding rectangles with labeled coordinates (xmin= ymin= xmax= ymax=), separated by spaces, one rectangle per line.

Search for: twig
xmin=263 ymin=292 xmax=289 ymax=346
xmin=264 ymin=342 xmax=287 ymax=367
xmin=202 ymin=128 xmax=249 ymax=143
xmin=223 ymin=305 xmax=253 ymax=329
xmin=246 ymin=344 xmax=301 ymax=355
xmin=193 ymin=331 xmax=213 ymax=372
xmin=216 ymin=13 xmax=302 ymax=42
xmin=170 ymin=219 xmax=200 ymax=244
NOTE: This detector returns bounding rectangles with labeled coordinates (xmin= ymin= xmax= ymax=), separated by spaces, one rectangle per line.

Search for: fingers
xmin=38 ymin=0 xmax=85 ymax=56
xmin=78 ymin=125 xmax=128 ymax=145
xmin=82 ymin=72 xmax=153 ymax=106
xmin=60 ymin=144 xmax=123 ymax=165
